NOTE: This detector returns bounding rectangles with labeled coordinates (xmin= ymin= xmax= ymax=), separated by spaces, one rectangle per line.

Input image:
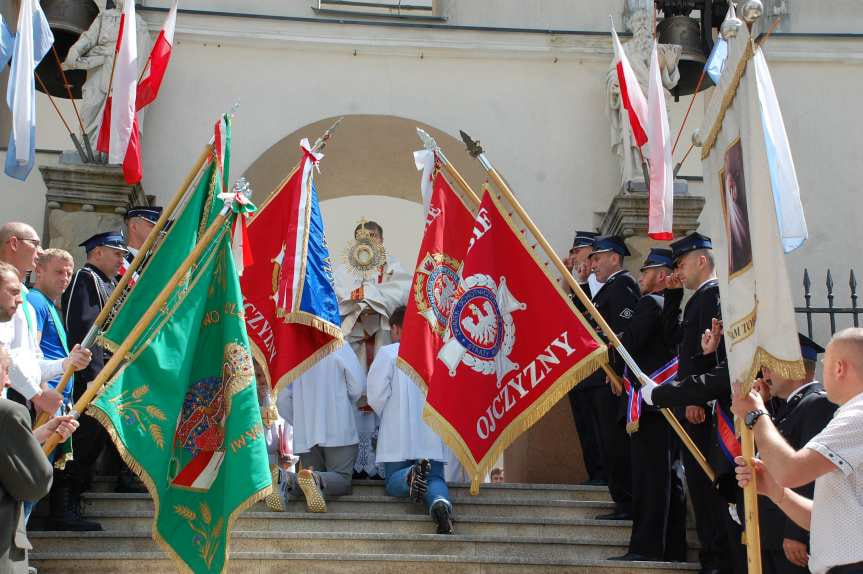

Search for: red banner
xmin=398 ymin=171 xmax=477 ymax=390
xmin=424 ymin=188 xmax=607 ymax=489
xmin=241 ymin=150 xmax=342 ymax=391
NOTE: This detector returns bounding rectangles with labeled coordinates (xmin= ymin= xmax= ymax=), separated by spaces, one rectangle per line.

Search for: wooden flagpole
xmin=33 ymin=144 xmax=212 ymax=429
xmin=42 ymin=208 xmax=232 ymax=456
xmin=458 ymin=130 xmax=715 ymax=483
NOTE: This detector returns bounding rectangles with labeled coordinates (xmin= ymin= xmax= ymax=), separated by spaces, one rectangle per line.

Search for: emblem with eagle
xmin=413 ymin=252 xmax=461 ymax=335
xmin=437 ymin=273 xmax=526 ymax=385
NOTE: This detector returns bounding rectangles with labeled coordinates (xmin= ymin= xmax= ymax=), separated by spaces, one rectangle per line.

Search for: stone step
xmin=81 ymin=492 xmax=616 ymax=519
xmin=29 ymin=530 xmax=700 ymax=562
xmin=30 ymin=551 xmax=700 ymax=573
xmin=74 ymin=510 xmax=698 ymax=544
xmin=88 ymin=476 xmax=612 ymax=501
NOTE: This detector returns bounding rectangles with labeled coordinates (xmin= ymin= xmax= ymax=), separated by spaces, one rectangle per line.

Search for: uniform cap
xmin=589 ymin=235 xmax=631 ymax=258
xmin=78 ymin=231 xmax=128 ymax=253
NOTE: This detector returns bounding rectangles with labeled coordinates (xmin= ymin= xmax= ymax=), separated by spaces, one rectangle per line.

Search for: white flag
xmin=108 ymin=0 xmax=137 ymax=164
xmin=699 ymin=24 xmax=805 ymax=387
xmin=647 ymin=41 xmax=673 ymax=240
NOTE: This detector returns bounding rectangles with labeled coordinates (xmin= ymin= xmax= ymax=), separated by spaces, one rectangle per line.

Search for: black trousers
xmin=567 ymin=387 xmax=606 ymax=482
xmin=592 ymin=386 xmax=631 ymax=513
xmin=628 ymin=410 xmax=687 ymax=561
xmin=63 ymin=376 xmax=116 ymax=492
xmin=682 ymin=415 xmax=734 ymax=572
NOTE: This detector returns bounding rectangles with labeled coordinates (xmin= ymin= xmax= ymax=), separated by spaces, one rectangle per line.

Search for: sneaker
xmin=297 ymin=469 xmax=327 ymax=513
xmin=264 ymin=466 xmax=287 ymax=512
xmin=407 ymin=459 xmax=430 ymax=502
xmin=430 ymin=500 xmax=454 ymax=534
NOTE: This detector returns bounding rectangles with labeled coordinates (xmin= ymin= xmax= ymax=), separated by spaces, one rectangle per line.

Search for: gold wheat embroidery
xmin=174 ymin=503 xmax=224 ymax=568
xmin=108 ymin=386 xmax=167 ymax=448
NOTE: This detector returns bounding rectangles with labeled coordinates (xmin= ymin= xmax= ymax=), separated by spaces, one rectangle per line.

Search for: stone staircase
xmin=30 ymin=478 xmax=700 ymax=573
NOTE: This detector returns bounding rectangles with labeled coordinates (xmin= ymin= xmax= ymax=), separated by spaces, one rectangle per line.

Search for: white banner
xmin=699 ymin=26 xmax=804 ymax=387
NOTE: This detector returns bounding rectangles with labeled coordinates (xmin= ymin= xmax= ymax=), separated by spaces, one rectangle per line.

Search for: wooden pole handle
xmin=741 ymin=422 xmax=763 ymax=573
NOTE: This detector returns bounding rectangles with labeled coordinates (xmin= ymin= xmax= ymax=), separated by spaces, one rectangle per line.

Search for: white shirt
xmin=804 ymin=390 xmax=863 ymax=574
xmin=0 ymin=285 xmax=64 ymax=399
xmin=367 ymin=342 xmax=448 ymax=464
xmin=276 ymin=343 xmax=366 ymax=454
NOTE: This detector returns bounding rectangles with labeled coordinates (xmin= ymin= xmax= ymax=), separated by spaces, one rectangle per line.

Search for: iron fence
xmin=795 ymin=269 xmax=860 ymax=340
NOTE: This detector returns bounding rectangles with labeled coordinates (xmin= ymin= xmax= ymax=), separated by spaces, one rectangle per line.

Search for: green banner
xmin=91 ymin=227 xmax=271 ymax=574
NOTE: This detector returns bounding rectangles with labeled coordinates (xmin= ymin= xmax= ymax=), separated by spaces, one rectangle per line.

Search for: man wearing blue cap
xmin=644 ymin=231 xmax=741 ymax=574
xmin=564 ymin=231 xmax=606 ymax=486
xmin=585 ymin=235 xmax=640 ymax=520
xmin=61 ymin=231 xmax=140 ymax=529
xmin=750 ymin=334 xmax=836 ymax=574
xmin=120 ymin=206 xmax=163 ymax=281
xmin=609 ymin=248 xmax=687 ymax=562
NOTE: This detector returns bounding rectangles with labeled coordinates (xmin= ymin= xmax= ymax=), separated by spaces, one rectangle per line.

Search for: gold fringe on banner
xmin=422 ymin=346 xmax=608 ymax=496
xmin=89 ymin=401 xmax=271 ymax=574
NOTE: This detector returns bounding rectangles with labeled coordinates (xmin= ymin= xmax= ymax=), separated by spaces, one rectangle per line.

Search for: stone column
xmin=40 ymin=161 xmax=148 ymax=267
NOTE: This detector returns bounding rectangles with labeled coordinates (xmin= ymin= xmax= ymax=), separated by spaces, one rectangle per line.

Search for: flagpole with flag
xmin=136 ymin=0 xmax=178 ymax=109
xmin=455 ymin=131 xmax=716 ymax=487
xmin=240 ymin=119 xmax=345 ymax=394
xmin=4 ymin=0 xmax=54 ymax=181
xmin=696 ymin=6 xmax=808 ymax=572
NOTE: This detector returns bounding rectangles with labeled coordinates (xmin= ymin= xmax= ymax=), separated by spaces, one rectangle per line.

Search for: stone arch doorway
xmin=241 ymin=114 xmax=486 ymax=268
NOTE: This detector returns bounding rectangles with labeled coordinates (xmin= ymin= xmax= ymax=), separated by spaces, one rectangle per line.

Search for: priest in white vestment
xmin=367 ymin=306 xmax=455 ymax=534
xmin=334 ymin=220 xmax=411 ymax=478
xmin=274 ymin=343 xmax=366 ymax=512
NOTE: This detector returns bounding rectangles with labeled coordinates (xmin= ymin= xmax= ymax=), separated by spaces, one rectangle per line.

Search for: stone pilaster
xmin=40 ymin=161 xmax=148 ymax=267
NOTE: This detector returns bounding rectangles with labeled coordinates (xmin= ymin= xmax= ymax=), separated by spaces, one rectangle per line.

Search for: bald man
xmin=733 ymin=328 xmax=863 ymax=574
xmin=0 ymin=223 xmax=90 ymax=413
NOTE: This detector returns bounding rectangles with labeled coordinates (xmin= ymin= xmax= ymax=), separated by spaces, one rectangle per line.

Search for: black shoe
xmin=50 ymin=485 xmax=102 ymax=531
xmin=430 ymin=500 xmax=454 ymax=534
xmin=115 ymin=467 xmax=146 ymax=493
xmin=595 ymin=511 xmax=633 ymax=520
xmin=407 ymin=459 xmax=430 ymax=502
xmin=607 ymin=553 xmax=659 ymax=562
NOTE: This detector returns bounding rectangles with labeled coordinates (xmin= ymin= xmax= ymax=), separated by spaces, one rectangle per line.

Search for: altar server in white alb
xmin=275 ymin=343 xmax=366 ymax=513
xmin=367 ymin=306 xmax=455 ymax=534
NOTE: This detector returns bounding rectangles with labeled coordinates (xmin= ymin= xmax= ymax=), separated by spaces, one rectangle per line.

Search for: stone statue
xmin=62 ymin=0 xmax=152 ymax=152
xmin=606 ymin=3 xmax=682 ymax=186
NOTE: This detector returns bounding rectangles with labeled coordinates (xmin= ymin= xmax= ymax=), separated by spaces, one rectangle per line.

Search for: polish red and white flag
xmin=647 ymin=40 xmax=674 ymax=240
xmin=611 ymin=24 xmax=648 ymax=147
xmin=136 ymin=0 xmax=178 ymax=109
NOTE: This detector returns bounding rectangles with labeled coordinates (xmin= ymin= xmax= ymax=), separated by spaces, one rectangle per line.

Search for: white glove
xmin=638 ymin=373 xmax=659 ymax=406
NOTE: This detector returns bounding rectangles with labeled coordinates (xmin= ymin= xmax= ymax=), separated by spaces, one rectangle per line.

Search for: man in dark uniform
xmin=586 ymin=235 xmax=640 ymax=520
xmin=119 ymin=206 xmax=163 ymax=282
xmin=642 ymin=232 xmax=740 ymax=574
xmin=564 ymin=230 xmax=606 ymax=485
xmin=60 ymin=232 xmax=139 ymax=531
xmin=756 ymin=334 xmax=836 ymax=574
xmin=609 ymin=248 xmax=687 ymax=562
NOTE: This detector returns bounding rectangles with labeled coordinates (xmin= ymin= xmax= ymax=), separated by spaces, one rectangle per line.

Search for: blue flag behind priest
xmin=698 ymin=14 xmax=805 ymax=388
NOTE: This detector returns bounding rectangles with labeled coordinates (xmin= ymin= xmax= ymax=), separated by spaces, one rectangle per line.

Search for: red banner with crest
xmin=398 ymin=170 xmax=477 ymax=390
xmin=424 ymin=188 xmax=608 ymax=490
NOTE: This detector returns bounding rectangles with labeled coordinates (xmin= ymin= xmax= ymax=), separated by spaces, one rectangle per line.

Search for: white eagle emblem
xmin=438 ymin=273 xmax=526 ymax=385
xmin=413 ymin=252 xmax=461 ymax=336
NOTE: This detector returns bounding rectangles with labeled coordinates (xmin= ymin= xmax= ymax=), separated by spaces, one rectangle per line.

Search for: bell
xmin=34 ymin=0 xmax=101 ymax=99
xmin=657 ymin=14 xmax=708 ymax=98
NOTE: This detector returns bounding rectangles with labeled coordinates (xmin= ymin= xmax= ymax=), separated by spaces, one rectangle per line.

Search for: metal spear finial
xmin=314 ymin=117 xmax=344 ymax=152
xmin=416 ymin=127 xmax=438 ymax=151
xmin=459 ymin=130 xmax=484 ymax=158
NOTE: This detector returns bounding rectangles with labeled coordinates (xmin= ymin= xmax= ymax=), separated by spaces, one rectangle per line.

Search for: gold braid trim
xmin=274 ymin=309 xmax=344 ymax=340
xmin=742 ymin=348 xmax=806 ymax=391
xmin=88 ymin=403 xmax=272 ymax=574
xmin=701 ymin=39 xmax=756 ymax=160
xmin=626 ymin=420 xmax=640 ymax=435
xmin=422 ymin=346 xmax=608 ymax=495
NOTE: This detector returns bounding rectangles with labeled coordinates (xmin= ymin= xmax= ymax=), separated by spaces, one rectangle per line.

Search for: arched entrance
xmin=241 ymin=114 xmax=486 ymax=268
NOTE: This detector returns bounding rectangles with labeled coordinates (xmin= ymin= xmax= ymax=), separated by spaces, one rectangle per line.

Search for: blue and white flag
xmin=0 ymin=16 xmax=12 ymax=69
xmin=5 ymin=0 xmax=54 ymax=181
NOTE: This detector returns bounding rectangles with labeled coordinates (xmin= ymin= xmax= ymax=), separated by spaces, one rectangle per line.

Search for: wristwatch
xmin=744 ymin=409 xmax=769 ymax=429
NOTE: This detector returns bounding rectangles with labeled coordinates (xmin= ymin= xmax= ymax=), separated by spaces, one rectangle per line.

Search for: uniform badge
xmin=438 ymin=273 xmax=526 ymax=384
xmin=620 ymin=308 xmax=633 ymax=319
xmin=413 ymin=252 xmax=461 ymax=335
